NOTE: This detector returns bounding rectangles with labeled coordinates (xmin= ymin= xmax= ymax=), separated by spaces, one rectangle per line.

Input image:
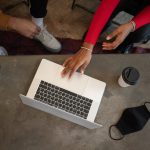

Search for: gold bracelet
xmin=130 ymin=21 xmax=136 ymax=32
xmin=81 ymin=46 xmax=92 ymax=52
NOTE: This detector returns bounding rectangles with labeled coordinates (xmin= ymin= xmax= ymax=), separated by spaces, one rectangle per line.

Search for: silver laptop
xmin=20 ymin=59 xmax=106 ymax=129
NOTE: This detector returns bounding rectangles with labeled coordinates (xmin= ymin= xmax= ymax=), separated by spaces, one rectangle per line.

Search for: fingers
xmin=24 ymin=26 xmax=41 ymax=39
xmin=36 ymin=26 xmax=41 ymax=33
xmin=80 ymin=63 xmax=88 ymax=74
xmin=61 ymin=58 xmax=83 ymax=79
xmin=102 ymin=34 xmax=122 ymax=50
xmin=61 ymin=57 xmax=73 ymax=77
xmin=106 ymin=30 xmax=118 ymax=40
xmin=61 ymin=66 xmax=71 ymax=77
xmin=68 ymin=60 xmax=85 ymax=79
xmin=34 ymin=27 xmax=40 ymax=35
xmin=68 ymin=64 xmax=80 ymax=79
xmin=32 ymin=26 xmax=41 ymax=37
xmin=63 ymin=57 xmax=72 ymax=67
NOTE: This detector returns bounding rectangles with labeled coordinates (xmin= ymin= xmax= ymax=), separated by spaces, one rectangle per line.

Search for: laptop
xmin=20 ymin=59 xmax=106 ymax=129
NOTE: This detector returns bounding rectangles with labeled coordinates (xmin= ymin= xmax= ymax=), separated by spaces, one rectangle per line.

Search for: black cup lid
xmin=122 ymin=67 xmax=140 ymax=85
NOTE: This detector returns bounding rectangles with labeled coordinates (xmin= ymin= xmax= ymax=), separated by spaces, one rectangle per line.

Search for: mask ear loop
xmin=109 ymin=125 xmax=124 ymax=140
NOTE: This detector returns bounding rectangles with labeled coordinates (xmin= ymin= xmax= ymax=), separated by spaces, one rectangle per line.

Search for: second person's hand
xmin=102 ymin=22 xmax=134 ymax=50
xmin=8 ymin=17 xmax=41 ymax=39
xmin=61 ymin=47 xmax=92 ymax=79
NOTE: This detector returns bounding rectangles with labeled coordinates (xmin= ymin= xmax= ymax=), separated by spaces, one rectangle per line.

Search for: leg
xmin=29 ymin=0 xmax=62 ymax=52
xmin=30 ymin=0 xmax=48 ymax=18
xmin=117 ymin=24 xmax=150 ymax=53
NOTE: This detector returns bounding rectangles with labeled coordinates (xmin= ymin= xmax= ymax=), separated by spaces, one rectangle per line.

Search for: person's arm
xmin=61 ymin=0 xmax=120 ymax=78
xmin=85 ymin=0 xmax=120 ymax=46
xmin=102 ymin=5 xmax=150 ymax=50
xmin=132 ymin=5 xmax=150 ymax=30
xmin=0 ymin=11 xmax=40 ymax=38
xmin=0 ymin=11 xmax=11 ymax=30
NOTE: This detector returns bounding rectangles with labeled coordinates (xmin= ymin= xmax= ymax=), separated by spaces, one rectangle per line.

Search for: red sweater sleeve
xmin=84 ymin=0 xmax=120 ymax=45
xmin=132 ymin=5 xmax=150 ymax=30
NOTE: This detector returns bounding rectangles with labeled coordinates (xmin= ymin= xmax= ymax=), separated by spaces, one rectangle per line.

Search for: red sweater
xmin=84 ymin=0 xmax=150 ymax=45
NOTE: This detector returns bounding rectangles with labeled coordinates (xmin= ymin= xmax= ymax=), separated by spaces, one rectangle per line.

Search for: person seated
xmin=62 ymin=0 xmax=150 ymax=78
xmin=0 ymin=0 xmax=61 ymax=54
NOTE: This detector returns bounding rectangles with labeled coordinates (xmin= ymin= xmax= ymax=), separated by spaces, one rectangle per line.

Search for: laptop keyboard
xmin=34 ymin=80 xmax=93 ymax=119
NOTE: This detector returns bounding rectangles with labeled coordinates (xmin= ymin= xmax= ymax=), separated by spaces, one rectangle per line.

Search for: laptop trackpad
xmin=52 ymin=70 xmax=89 ymax=96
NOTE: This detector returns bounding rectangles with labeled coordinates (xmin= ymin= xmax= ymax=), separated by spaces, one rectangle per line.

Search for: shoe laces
xmin=38 ymin=25 xmax=53 ymax=41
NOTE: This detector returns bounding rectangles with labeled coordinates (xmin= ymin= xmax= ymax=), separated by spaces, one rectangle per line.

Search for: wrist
xmin=128 ymin=21 xmax=136 ymax=32
xmin=8 ymin=17 xmax=17 ymax=31
xmin=82 ymin=42 xmax=94 ymax=50
xmin=81 ymin=42 xmax=94 ymax=53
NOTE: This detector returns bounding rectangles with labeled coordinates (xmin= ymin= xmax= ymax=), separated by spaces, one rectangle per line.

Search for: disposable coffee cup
xmin=118 ymin=67 xmax=140 ymax=87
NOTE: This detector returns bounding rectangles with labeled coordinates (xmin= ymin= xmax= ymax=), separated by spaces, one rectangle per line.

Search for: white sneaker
xmin=35 ymin=26 xmax=62 ymax=53
xmin=0 ymin=46 xmax=8 ymax=56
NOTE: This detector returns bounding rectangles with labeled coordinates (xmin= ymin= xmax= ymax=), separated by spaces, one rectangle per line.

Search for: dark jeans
xmin=104 ymin=0 xmax=150 ymax=53
xmin=30 ymin=0 xmax=48 ymax=18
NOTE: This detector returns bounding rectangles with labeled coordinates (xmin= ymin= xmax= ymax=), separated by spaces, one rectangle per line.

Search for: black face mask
xmin=109 ymin=102 xmax=150 ymax=140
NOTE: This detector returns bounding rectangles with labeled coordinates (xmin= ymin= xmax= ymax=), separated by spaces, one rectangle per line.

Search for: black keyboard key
xmin=77 ymin=102 xmax=80 ymax=106
xmin=66 ymin=99 xmax=69 ymax=102
xmin=73 ymin=97 xmax=76 ymax=101
xmin=62 ymin=101 xmax=65 ymax=104
xmin=41 ymin=81 xmax=45 ymax=84
xmin=80 ymin=100 xmax=83 ymax=103
xmin=87 ymin=103 xmax=92 ymax=107
xmin=59 ymin=103 xmax=62 ymax=107
xmin=78 ymin=95 xmax=82 ymax=99
xmin=83 ymin=101 xmax=87 ymax=105
xmin=73 ymin=105 xmax=77 ymax=109
xmin=62 ymin=105 xmax=65 ymax=109
xmin=58 ymin=96 xmax=62 ymax=100
xmin=73 ymin=101 xmax=77 ymax=105
xmin=84 ymin=105 xmax=90 ymax=110
xmin=62 ymin=93 xmax=65 ymax=96
xmin=69 ymin=103 xmax=73 ymax=107
xmin=44 ymin=90 xmax=47 ymax=93
xmin=66 ymin=102 xmax=69 ymax=106
xmin=84 ymin=109 xmax=89 ymax=114
xmin=77 ymin=111 xmax=80 ymax=114
xmin=35 ymin=94 xmax=40 ymax=99
xmin=80 ymin=108 xmax=83 ymax=111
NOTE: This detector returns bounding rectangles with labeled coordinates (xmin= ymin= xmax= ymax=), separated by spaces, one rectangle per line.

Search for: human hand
xmin=102 ymin=22 xmax=134 ymax=50
xmin=61 ymin=48 xmax=92 ymax=79
xmin=8 ymin=17 xmax=40 ymax=39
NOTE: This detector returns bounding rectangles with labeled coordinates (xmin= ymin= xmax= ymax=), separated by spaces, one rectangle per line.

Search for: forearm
xmin=0 ymin=11 xmax=11 ymax=31
xmin=84 ymin=0 xmax=120 ymax=46
xmin=132 ymin=5 xmax=150 ymax=30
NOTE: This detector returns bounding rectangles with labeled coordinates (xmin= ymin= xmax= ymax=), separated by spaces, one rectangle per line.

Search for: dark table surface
xmin=0 ymin=54 xmax=150 ymax=150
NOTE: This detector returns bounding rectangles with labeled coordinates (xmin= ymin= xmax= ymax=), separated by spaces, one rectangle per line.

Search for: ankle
xmin=32 ymin=17 xmax=44 ymax=28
